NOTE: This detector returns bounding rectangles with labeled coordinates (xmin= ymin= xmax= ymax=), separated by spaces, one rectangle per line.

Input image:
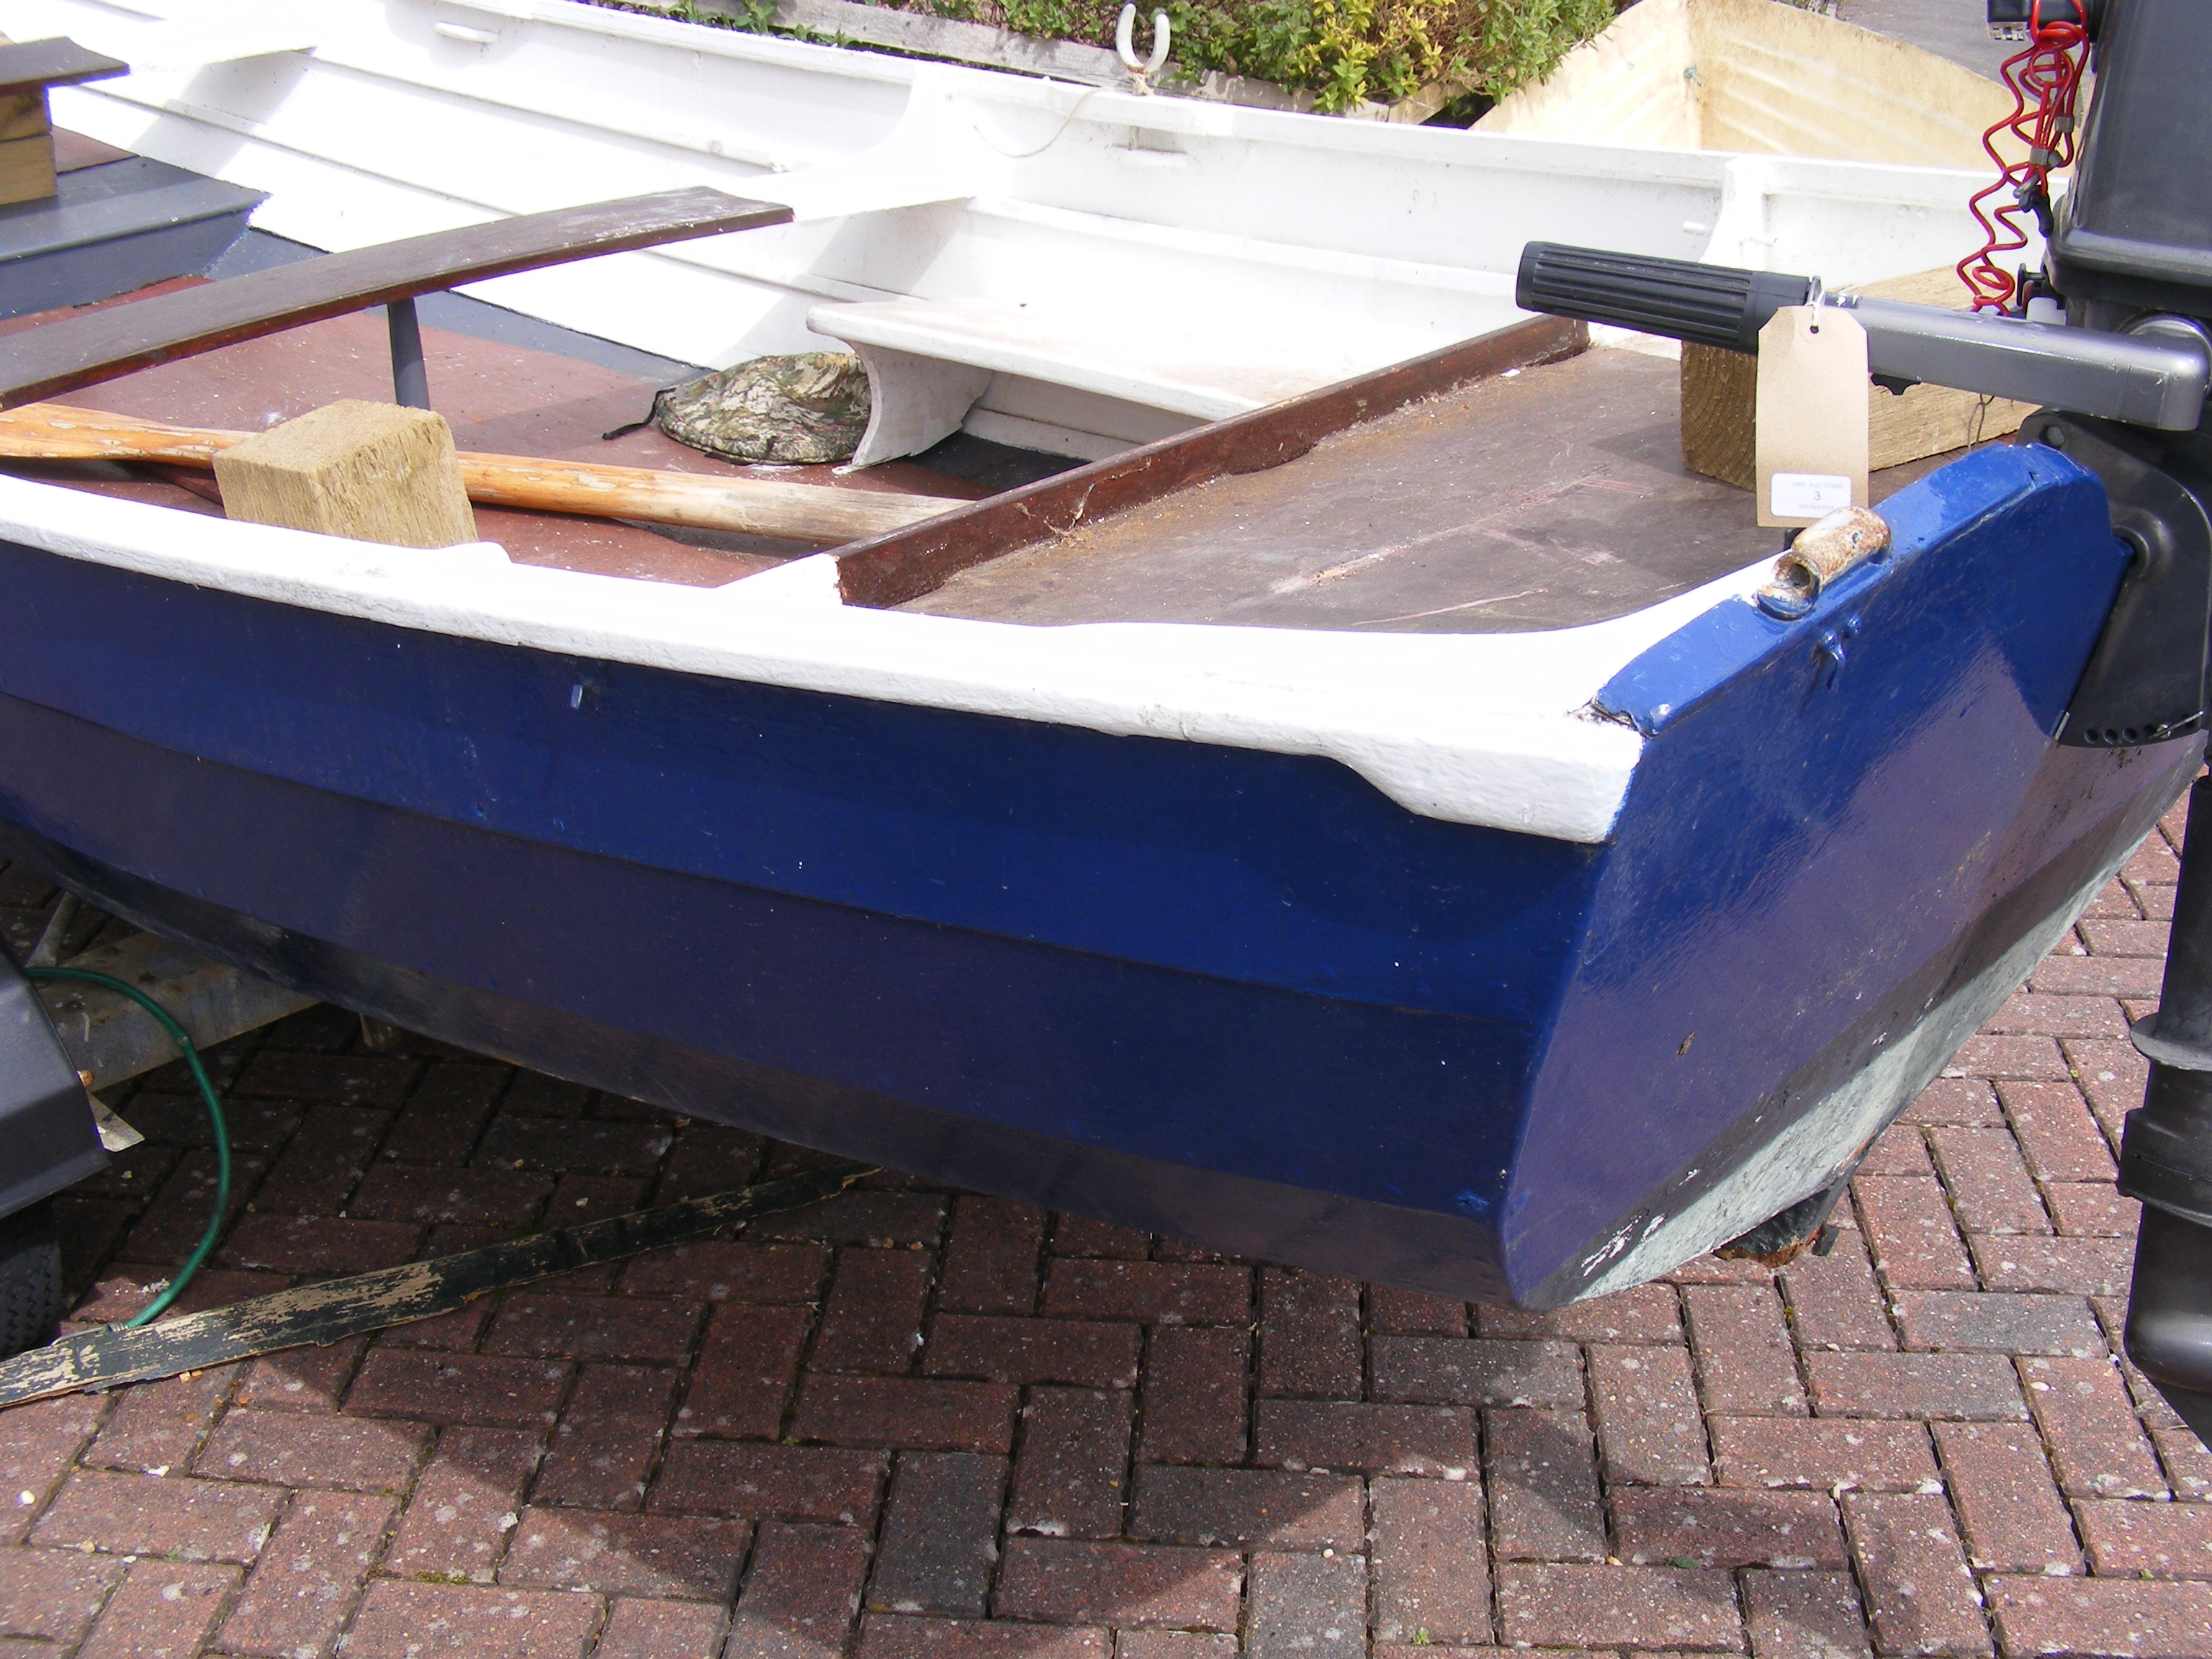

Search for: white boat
xmin=1475 ymin=0 xmax=2015 ymax=171
xmin=8 ymin=0 xmax=2002 ymax=464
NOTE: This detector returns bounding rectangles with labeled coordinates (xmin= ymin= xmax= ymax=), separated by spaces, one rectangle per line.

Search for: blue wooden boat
xmin=0 ymin=306 xmax=2194 ymax=1309
xmin=0 ymin=166 xmax=2201 ymax=1309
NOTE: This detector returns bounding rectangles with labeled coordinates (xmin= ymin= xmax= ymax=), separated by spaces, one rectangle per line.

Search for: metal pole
xmin=2120 ymin=772 xmax=2212 ymax=1444
xmin=386 ymin=297 xmax=429 ymax=410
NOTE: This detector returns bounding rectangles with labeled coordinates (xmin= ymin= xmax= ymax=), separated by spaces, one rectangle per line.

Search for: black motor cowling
xmin=2047 ymin=0 xmax=2212 ymax=328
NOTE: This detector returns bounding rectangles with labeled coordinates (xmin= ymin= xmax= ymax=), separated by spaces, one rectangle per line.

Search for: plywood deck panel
xmin=905 ymin=347 xmax=1964 ymax=633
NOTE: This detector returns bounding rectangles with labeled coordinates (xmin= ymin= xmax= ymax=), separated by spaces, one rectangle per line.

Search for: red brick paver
xmin=0 ymin=822 xmax=2206 ymax=1656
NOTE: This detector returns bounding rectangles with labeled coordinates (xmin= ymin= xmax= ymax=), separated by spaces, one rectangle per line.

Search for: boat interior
xmin=0 ymin=141 xmax=1985 ymax=642
xmin=0 ymin=274 xmax=986 ymax=587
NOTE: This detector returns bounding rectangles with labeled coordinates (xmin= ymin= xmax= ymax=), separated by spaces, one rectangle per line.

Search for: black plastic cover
xmin=2031 ymin=413 xmax=2212 ymax=746
xmin=1516 ymin=244 xmax=1812 ymax=354
xmin=0 ymin=951 xmax=103 ymax=1222
xmin=2049 ymin=0 xmax=2212 ymax=320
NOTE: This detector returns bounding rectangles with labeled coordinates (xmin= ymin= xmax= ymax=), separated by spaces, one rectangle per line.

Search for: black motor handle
xmin=1516 ymin=243 xmax=1815 ymax=355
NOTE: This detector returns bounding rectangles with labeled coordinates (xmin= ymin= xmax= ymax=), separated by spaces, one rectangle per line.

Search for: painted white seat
xmin=806 ymin=295 xmax=1344 ymax=468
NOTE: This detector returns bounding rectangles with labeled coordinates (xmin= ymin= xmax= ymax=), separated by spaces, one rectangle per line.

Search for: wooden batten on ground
xmin=1681 ymin=267 xmax=2036 ymax=490
xmin=213 ymin=400 xmax=480 ymax=549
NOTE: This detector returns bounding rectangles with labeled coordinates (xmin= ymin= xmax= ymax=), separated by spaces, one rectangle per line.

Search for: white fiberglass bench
xmin=806 ymin=295 xmax=1353 ymax=468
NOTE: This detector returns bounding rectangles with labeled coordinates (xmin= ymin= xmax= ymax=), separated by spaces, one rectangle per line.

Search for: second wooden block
xmin=214 ymin=400 xmax=479 ymax=549
xmin=1680 ymin=267 xmax=2036 ymax=490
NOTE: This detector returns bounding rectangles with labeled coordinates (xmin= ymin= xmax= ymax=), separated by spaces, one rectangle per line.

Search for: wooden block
xmin=0 ymin=87 xmax=48 ymax=143
xmin=212 ymin=400 xmax=478 ymax=549
xmin=1681 ymin=341 xmax=1758 ymax=491
xmin=1680 ymin=267 xmax=2035 ymax=490
xmin=0 ymin=129 xmax=54 ymax=207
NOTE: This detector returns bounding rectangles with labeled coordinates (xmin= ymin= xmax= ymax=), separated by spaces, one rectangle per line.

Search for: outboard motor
xmin=1513 ymin=0 xmax=2212 ymax=1444
xmin=2052 ymin=0 xmax=2212 ymax=1453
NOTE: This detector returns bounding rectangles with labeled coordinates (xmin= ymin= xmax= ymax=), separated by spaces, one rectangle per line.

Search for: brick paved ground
xmin=2 ymin=799 xmax=2210 ymax=1658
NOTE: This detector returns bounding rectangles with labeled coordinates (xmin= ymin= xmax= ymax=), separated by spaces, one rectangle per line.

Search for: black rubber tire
xmin=0 ymin=1198 xmax=64 ymax=1359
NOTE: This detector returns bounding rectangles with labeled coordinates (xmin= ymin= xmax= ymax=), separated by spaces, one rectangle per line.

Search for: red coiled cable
xmin=1957 ymin=10 xmax=2090 ymax=313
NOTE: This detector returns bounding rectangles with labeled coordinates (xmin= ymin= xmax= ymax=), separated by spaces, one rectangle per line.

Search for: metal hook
xmin=1115 ymin=3 xmax=1170 ymax=92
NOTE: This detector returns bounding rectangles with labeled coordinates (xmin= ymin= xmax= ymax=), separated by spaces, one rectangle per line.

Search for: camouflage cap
xmin=652 ymin=351 xmax=871 ymax=464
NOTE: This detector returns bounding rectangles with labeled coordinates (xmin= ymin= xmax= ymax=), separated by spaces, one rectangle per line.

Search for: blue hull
xmin=0 ymin=444 xmax=2194 ymax=1303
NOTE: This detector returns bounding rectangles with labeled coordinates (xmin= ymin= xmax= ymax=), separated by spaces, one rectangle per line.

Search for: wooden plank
xmin=835 ymin=314 xmax=1588 ymax=609
xmin=37 ymin=930 xmax=313 ymax=1092
xmin=0 ymin=402 xmax=966 ymax=544
xmin=0 ymin=187 xmax=793 ymax=409
xmin=0 ymin=37 xmax=127 ymax=98
xmin=1679 ymin=266 xmax=2034 ymax=490
xmin=0 ymin=1161 xmax=873 ymax=1410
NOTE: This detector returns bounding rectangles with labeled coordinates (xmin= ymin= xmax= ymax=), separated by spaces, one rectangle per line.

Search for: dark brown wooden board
xmin=835 ymin=314 xmax=1586 ymax=609
xmin=901 ymin=346 xmax=1974 ymax=634
xmin=0 ymin=188 xmax=792 ymax=408
xmin=0 ymin=37 xmax=127 ymax=98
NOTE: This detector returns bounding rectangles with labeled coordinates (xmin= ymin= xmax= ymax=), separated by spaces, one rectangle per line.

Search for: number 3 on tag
xmin=1755 ymin=305 xmax=1869 ymax=529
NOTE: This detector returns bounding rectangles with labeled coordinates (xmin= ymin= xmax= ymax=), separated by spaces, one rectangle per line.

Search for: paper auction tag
xmin=1755 ymin=305 xmax=1869 ymax=529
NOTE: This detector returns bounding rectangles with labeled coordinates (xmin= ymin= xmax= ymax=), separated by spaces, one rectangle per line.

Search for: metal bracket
xmin=2024 ymin=411 xmax=2212 ymax=747
xmin=387 ymin=297 xmax=429 ymax=410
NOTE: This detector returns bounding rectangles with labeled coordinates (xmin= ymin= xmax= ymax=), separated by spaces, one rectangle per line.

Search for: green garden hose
xmin=24 ymin=966 xmax=231 ymax=1327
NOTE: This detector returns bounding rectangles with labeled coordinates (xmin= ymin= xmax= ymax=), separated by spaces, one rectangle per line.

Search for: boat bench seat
xmin=0 ymin=187 xmax=793 ymax=410
xmin=808 ymin=296 xmax=1341 ymax=468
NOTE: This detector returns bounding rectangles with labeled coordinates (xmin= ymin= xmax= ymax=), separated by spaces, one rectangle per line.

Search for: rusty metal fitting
xmin=1755 ymin=505 xmax=1891 ymax=619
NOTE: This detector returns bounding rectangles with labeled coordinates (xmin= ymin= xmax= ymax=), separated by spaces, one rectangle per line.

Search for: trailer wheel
xmin=0 ymin=1199 xmax=64 ymax=1359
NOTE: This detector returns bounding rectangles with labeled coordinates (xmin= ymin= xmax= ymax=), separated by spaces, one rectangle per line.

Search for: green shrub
xmin=621 ymin=0 xmax=1618 ymax=114
xmin=1149 ymin=0 xmax=1620 ymax=110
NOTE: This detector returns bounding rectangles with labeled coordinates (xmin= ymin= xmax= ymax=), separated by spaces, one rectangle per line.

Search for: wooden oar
xmin=0 ymin=403 xmax=961 ymax=544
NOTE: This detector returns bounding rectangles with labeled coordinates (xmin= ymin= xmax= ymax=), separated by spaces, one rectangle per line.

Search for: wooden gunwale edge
xmin=832 ymin=313 xmax=1588 ymax=611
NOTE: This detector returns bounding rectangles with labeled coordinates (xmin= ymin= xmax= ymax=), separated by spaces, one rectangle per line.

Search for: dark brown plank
xmin=833 ymin=313 xmax=1584 ymax=608
xmin=0 ymin=37 xmax=127 ymax=98
xmin=0 ymin=187 xmax=792 ymax=408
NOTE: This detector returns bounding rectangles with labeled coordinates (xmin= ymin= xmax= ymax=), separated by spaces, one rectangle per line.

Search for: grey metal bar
xmin=387 ymin=296 xmax=429 ymax=410
xmin=1837 ymin=295 xmax=2211 ymax=432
